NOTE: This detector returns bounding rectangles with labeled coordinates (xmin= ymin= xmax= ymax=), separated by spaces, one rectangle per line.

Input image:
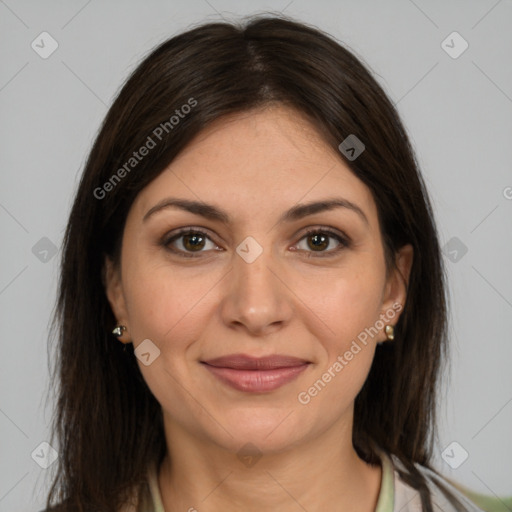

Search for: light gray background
xmin=1 ymin=1 xmax=511 ymax=511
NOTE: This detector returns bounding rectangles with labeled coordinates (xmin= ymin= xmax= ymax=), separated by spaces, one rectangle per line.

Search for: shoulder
xmin=389 ymin=454 xmax=485 ymax=512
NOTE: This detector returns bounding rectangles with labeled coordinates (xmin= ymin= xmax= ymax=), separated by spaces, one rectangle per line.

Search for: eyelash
xmin=161 ymin=226 xmax=350 ymax=259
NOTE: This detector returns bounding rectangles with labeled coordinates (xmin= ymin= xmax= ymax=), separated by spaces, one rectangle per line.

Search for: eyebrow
xmin=142 ymin=196 xmax=369 ymax=226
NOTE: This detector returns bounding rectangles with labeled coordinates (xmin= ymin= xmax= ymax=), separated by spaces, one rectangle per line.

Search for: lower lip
xmin=202 ymin=363 xmax=309 ymax=392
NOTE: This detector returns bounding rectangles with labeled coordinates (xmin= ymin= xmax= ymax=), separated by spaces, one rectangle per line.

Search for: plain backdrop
xmin=0 ymin=1 xmax=511 ymax=511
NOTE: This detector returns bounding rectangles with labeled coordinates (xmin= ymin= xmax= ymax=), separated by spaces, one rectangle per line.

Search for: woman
xmin=44 ymin=14 xmax=484 ymax=512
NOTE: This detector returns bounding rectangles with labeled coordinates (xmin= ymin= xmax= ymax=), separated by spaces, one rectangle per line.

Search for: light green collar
xmin=375 ymin=450 xmax=395 ymax=512
xmin=147 ymin=461 xmax=165 ymax=512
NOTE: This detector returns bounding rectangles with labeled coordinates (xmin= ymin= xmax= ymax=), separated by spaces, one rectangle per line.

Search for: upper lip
xmin=201 ymin=354 xmax=310 ymax=370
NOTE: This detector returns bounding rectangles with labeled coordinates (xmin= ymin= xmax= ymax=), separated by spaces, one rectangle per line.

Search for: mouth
xmin=200 ymin=354 xmax=311 ymax=392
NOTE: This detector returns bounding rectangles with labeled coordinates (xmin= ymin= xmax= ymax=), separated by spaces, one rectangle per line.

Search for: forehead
xmin=134 ymin=105 xmax=377 ymax=226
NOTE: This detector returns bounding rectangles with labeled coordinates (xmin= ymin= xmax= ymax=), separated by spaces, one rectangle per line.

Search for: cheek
xmin=123 ymin=263 xmax=197 ymax=345
xmin=296 ymin=263 xmax=384 ymax=397
xmin=302 ymin=262 xmax=385 ymax=347
xmin=122 ymin=255 xmax=226 ymax=362
xmin=295 ymin=273 xmax=381 ymax=416
xmin=121 ymin=261 xmax=209 ymax=409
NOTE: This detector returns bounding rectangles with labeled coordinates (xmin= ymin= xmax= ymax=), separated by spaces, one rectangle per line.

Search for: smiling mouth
xmin=200 ymin=354 xmax=311 ymax=392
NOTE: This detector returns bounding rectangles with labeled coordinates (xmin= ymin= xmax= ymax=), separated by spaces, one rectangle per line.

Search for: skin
xmin=105 ymin=104 xmax=413 ymax=512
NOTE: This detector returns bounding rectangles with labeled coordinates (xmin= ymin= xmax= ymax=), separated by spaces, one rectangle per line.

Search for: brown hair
xmin=45 ymin=13 xmax=461 ymax=512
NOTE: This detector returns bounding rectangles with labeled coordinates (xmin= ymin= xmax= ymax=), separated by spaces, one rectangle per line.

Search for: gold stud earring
xmin=385 ymin=325 xmax=395 ymax=341
xmin=112 ymin=325 xmax=127 ymax=337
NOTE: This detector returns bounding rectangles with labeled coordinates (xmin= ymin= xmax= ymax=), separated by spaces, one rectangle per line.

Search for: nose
xmin=219 ymin=238 xmax=294 ymax=337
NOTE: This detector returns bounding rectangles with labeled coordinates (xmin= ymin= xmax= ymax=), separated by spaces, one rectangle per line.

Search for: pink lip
xmin=201 ymin=354 xmax=311 ymax=392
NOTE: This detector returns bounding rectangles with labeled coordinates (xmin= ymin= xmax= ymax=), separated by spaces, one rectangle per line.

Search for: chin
xmin=207 ymin=407 xmax=307 ymax=454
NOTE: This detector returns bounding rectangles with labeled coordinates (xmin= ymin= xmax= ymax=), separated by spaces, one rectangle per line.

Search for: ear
xmin=379 ymin=244 xmax=414 ymax=340
xmin=103 ymin=255 xmax=130 ymax=343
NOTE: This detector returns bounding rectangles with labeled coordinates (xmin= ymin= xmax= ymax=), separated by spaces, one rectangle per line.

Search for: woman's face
xmin=105 ymin=105 xmax=412 ymax=454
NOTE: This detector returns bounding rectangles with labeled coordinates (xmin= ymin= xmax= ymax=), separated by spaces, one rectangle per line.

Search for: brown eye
xmin=295 ymin=228 xmax=349 ymax=257
xmin=163 ymin=228 xmax=218 ymax=257
xmin=182 ymin=232 xmax=206 ymax=251
xmin=307 ymin=232 xmax=329 ymax=251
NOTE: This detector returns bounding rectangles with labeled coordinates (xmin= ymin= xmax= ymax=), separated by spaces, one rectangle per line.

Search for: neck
xmin=157 ymin=419 xmax=382 ymax=512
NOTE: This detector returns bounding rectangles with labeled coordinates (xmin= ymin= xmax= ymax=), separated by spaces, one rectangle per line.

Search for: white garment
xmin=387 ymin=453 xmax=484 ymax=512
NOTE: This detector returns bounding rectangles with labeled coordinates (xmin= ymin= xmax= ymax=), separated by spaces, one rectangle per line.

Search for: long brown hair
xmin=46 ymin=13 xmax=458 ymax=512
